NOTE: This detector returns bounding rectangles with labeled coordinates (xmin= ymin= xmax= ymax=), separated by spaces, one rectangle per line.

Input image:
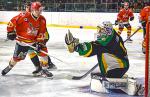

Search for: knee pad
xmin=13 ymin=51 xmax=27 ymax=61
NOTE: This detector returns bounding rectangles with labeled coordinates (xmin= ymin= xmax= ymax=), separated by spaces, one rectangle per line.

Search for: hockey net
xmin=145 ymin=14 xmax=150 ymax=97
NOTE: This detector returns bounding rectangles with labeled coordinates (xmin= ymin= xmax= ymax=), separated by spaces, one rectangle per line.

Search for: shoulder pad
xmin=120 ymin=9 xmax=124 ymax=12
xmin=19 ymin=12 xmax=30 ymax=17
xmin=129 ymin=9 xmax=133 ymax=12
xmin=40 ymin=15 xmax=46 ymax=20
xmin=120 ymin=9 xmax=123 ymax=12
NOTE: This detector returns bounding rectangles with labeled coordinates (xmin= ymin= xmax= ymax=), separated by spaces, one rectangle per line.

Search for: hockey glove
xmin=7 ymin=31 xmax=16 ymax=40
xmin=115 ymin=20 xmax=118 ymax=25
xmin=43 ymin=39 xmax=49 ymax=44
xmin=35 ymin=42 xmax=45 ymax=53
xmin=65 ymin=30 xmax=79 ymax=53
xmin=130 ymin=17 xmax=134 ymax=21
xmin=141 ymin=21 xmax=146 ymax=27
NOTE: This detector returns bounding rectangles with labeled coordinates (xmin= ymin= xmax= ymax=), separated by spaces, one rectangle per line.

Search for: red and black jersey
xmin=7 ymin=12 xmax=46 ymax=43
xmin=117 ymin=8 xmax=134 ymax=22
xmin=140 ymin=6 xmax=150 ymax=22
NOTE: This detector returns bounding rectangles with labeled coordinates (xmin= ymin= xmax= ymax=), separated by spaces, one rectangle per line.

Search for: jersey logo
xmin=27 ymin=27 xmax=38 ymax=36
xmin=123 ymin=14 xmax=129 ymax=19
xmin=27 ymin=22 xmax=39 ymax=36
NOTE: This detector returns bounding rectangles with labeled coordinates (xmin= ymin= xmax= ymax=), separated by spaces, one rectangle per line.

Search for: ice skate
xmin=1 ymin=65 xmax=13 ymax=76
xmin=47 ymin=62 xmax=57 ymax=70
xmin=40 ymin=69 xmax=53 ymax=78
xmin=32 ymin=66 xmax=42 ymax=77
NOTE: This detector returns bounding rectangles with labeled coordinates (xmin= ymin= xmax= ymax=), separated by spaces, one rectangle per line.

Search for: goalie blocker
xmin=90 ymin=73 xmax=144 ymax=96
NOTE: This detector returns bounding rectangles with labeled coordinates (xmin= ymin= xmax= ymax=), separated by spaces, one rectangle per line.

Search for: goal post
xmin=145 ymin=13 xmax=150 ymax=97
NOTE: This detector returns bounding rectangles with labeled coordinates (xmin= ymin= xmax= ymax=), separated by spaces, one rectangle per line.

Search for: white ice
xmin=0 ymin=25 xmax=145 ymax=97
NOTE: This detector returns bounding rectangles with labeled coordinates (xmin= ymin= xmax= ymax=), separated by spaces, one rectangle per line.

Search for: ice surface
xmin=0 ymin=26 xmax=144 ymax=97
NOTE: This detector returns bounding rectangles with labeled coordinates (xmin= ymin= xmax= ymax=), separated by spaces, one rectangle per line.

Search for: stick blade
xmin=72 ymin=76 xmax=83 ymax=80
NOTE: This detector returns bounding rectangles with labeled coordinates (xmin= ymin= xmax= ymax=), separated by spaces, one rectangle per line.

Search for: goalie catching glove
xmin=65 ymin=30 xmax=79 ymax=53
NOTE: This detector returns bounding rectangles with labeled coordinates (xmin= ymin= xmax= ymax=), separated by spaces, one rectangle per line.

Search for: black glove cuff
xmin=130 ymin=17 xmax=134 ymax=21
xmin=7 ymin=31 xmax=16 ymax=40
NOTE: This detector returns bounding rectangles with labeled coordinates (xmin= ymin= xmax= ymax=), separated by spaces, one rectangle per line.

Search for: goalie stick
xmin=71 ymin=27 xmax=142 ymax=80
xmin=72 ymin=63 xmax=99 ymax=80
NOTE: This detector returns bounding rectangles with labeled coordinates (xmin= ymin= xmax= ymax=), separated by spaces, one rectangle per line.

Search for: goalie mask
xmin=96 ymin=21 xmax=113 ymax=39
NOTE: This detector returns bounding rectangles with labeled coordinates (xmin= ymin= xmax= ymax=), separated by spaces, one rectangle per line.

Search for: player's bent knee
xmin=12 ymin=57 xmax=22 ymax=62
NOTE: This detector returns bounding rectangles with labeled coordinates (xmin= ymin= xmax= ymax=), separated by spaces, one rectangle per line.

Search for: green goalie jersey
xmin=75 ymin=29 xmax=129 ymax=75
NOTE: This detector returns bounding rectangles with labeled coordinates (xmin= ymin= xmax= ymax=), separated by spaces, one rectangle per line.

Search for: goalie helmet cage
xmin=145 ymin=14 xmax=150 ymax=97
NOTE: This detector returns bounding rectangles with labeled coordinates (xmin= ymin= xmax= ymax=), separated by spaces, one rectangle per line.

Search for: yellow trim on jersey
xmin=120 ymin=42 xmax=127 ymax=53
xmin=112 ymin=54 xmax=124 ymax=68
xmin=83 ymin=44 xmax=93 ymax=57
xmin=44 ymin=31 xmax=49 ymax=40
xmin=16 ymin=38 xmax=35 ymax=43
xmin=102 ymin=53 xmax=108 ymax=71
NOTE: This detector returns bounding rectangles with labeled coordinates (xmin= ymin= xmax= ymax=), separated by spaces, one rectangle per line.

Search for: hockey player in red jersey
xmin=23 ymin=2 xmax=57 ymax=76
xmin=139 ymin=5 xmax=150 ymax=38
xmin=140 ymin=5 xmax=150 ymax=53
xmin=1 ymin=2 xmax=53 ymax=77
xmin=25 ymin=2 xmax=31 ymax=12
xmin=115 ymin=2 xmax=134 ymax=42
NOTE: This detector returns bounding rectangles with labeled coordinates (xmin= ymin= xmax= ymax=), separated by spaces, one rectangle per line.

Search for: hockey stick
xmin=71 ymin=27 xmax=142 ymax=80
xmin=124 ymin=26 xmax=142 ymax=42
xmin=18 ymin=41 xmax=69 ymax=65
xmin=72 ymin=63 xmax=99 ymax=80
xmin=112 ymin=21 xmax=129 ymax=25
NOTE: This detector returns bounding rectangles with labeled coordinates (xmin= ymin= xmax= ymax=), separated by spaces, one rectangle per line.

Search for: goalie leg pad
xmin=90 ymin=78 xmax=109 ymax=93
xmin=90 ymin=73 xmax=144 ymax=96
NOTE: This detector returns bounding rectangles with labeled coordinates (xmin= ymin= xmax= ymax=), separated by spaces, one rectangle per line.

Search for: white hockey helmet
xmin=102 ymin=21 xmax=113 ymax=29
xmin=97 ymin=21 xmax=113 ymax=33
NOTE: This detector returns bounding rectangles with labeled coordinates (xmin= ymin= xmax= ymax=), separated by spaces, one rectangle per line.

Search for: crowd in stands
xmin=118 ymin=0 xmax=149 ymax=10
xmin=0 ymin=0 xmax=149 ymax=12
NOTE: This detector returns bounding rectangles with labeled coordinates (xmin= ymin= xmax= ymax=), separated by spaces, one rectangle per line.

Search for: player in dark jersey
xmin=65 ymin=21 xmax=129 ymax=78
